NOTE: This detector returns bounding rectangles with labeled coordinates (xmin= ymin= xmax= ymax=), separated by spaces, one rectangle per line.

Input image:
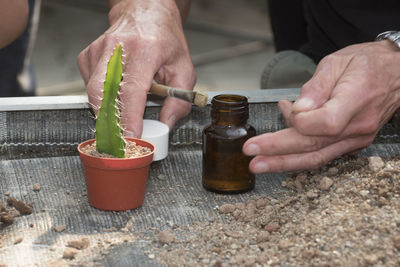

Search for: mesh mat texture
xmin=0 ymin=101 xmax=399 ymax=266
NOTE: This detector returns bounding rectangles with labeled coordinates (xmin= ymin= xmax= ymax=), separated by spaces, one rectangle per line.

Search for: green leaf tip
xmin=95 ymin=43 xmax=125 ymax=158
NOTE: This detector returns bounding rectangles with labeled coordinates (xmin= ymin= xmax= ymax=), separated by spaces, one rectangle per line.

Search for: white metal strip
xmin=0 ymin=89 xmax=300 ymax=111
xmin=0 ymin=95 xmax=90 ymax=111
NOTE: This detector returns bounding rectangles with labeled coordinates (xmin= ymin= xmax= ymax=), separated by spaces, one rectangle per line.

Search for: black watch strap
xmin=375 ymin=31 xmax=400 ymax=49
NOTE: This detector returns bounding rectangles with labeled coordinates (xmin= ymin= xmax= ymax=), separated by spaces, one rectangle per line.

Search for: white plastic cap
xmin=141 ymin=119 xmax=169 ymax=161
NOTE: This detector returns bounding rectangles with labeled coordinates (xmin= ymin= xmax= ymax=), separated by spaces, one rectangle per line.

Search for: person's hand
xmin=77 ymin=0 xmax=196 ymax=138
xmin=243 ymin=40 xmax=400 ymax=173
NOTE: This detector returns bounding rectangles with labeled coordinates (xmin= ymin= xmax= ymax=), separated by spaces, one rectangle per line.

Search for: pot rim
xmin=78 ymin=137 xmax=155 ymax=161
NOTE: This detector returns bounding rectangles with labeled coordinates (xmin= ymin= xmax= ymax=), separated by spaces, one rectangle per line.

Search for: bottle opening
xmin=211 ymin=94 xmax=248 ymax=112
xmin=211 ymin=94 xmax=249 ymax=123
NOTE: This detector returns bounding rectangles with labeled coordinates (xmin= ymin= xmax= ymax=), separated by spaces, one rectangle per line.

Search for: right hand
xmin=243 ymin=41 xmax=400 ymax=173
xmin=77 ymin=0 xmax=196 ymax=138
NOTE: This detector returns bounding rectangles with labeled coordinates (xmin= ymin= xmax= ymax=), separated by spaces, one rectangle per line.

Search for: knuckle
xmin=77 ymin=49 xmax=86 ymax=61
xmin=302 ymin=136 xmax=325 ymax=152
xmin=360 ymin=135 xmax=375 ymax=147
xmin=108 ymin=6 xmax=119 ymax=24
xmin=191 ymin=72 xmax=197 ymax=85
xmin=268 ymin=139 xmax=280 ymax=152
xmin=184 ymin=68 xmax=197 ymax=87
xmin=319 ymin=54 xmax=339 ymax=66
xmin=359 ymin=119 xmax=380 ymax=135
xmin=354 ymin=54 xmax=371 ymax=67
xmin=102 ymin=33 xmax=120 ymax=48
xmin=322 ymin=114 xmax=344 ymax=136
xmin=301 ymin=80 xmax=315 ymax=93
xmin=77 ymin=54 xmax=85 ymax=68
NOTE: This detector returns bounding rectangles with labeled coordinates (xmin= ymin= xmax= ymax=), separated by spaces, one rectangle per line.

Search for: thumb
xmin=292 ymin=56 xmax=343 ymax=113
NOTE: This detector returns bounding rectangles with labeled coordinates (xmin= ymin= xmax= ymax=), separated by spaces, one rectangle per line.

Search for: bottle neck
xmin=211 ymin=94 xmax=249 ymax=126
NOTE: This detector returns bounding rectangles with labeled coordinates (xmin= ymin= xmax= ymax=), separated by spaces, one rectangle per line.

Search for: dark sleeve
xmin=267 ymin=0 xmax=308 ymax=52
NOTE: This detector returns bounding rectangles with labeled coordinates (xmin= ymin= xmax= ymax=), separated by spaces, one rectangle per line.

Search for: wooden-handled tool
xmin=149 ymin=83 xmax=208 ymax=107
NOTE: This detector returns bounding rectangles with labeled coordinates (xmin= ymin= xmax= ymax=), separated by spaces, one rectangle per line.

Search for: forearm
xmin=107 ymin=0 xmax=191 ymax=22
xmin=0 ymin=0 xmax=29 ymax=48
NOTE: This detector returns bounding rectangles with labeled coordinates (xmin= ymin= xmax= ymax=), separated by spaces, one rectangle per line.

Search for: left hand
xmin=243 ymin=40 xmax=400 ymax=173
xmin=77 ymin=0 xmax=196 ymax=138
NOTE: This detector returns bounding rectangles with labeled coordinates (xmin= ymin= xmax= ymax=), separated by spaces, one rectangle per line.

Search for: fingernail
xmin=253 ymin=161 xmax=268 ymax=173
xmin=245 ymin=143 xmax=260 ymax=155
xmin=293 ymin=97 xmax=314 ymax=111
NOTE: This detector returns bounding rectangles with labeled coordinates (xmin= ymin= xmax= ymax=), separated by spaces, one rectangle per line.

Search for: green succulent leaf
xmin=95 ymin=43 xmax=125 ymax=158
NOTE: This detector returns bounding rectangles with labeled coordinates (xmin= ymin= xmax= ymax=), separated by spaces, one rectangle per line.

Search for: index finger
xmin=118 ymin=52 xmax=156 ymax=138
xmin=86 ymin=41 xmax=154 ymax=138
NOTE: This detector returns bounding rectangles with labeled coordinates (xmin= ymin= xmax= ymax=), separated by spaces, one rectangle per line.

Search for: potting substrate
xmin=0 ymin=89 xmax=399 ymax=266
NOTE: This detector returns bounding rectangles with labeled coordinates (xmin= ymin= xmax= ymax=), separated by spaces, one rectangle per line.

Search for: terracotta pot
xmin=77 ymin=138 xmax=155 ymax=211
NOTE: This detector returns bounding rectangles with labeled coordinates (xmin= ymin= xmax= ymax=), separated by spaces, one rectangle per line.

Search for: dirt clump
xmin=13 ymin=237 xmax=23 ymax=245
xmin=1 ymin=197 xmax=32 ymax=227
xmin=218 ymin=204 xmax=236 ymax=214
xmin=62 ymin=247 xmax=79 ymax=260
xmin=7 ymin=197 xmax=32 ymax=215
xmin=0 ymin=213 xmax=14 ymax=226
xmin=0 ymin=200 xmax=6 ymax=212
xmin=33 ymin=183 xmax=41 ymax=192
xmin=318 ymin=176 xmax=333 ymax=191
xmin=66 ymin=237 xmax=90 ymax=250
xmin=53 ymin=225 xmax=67 ymax=233
xmin=157 ymin=231 xmax=175 ymax=245
xmin=393 ymin=235 xmax=400 ymax=250
xmin=368 ymin=156 xmax=385 ymax=171
xmin=148 ymin=155 xmax=400 ymax=266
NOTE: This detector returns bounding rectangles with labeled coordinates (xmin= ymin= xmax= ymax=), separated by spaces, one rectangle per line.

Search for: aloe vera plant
xmin=95 ymin=43 xmax=125 ymax=158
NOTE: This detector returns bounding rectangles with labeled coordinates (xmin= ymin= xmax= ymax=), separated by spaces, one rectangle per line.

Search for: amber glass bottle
xmin=202 ymin=94 xmax=256 ymax=193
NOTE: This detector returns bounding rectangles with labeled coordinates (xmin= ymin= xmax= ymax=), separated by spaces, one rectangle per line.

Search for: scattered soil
xmin=148 ymin=155 xmax=400 ymax=266
xmin=80 ymin=140 xmax=152 ymax=158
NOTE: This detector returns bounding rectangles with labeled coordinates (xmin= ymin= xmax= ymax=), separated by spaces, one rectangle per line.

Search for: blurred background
xmin=33 ymin=0 xmax=274 ymax=96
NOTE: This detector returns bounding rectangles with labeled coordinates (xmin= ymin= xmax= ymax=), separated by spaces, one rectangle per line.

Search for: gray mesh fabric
xmin=0 ymin=94 xmax=399 ymax=266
